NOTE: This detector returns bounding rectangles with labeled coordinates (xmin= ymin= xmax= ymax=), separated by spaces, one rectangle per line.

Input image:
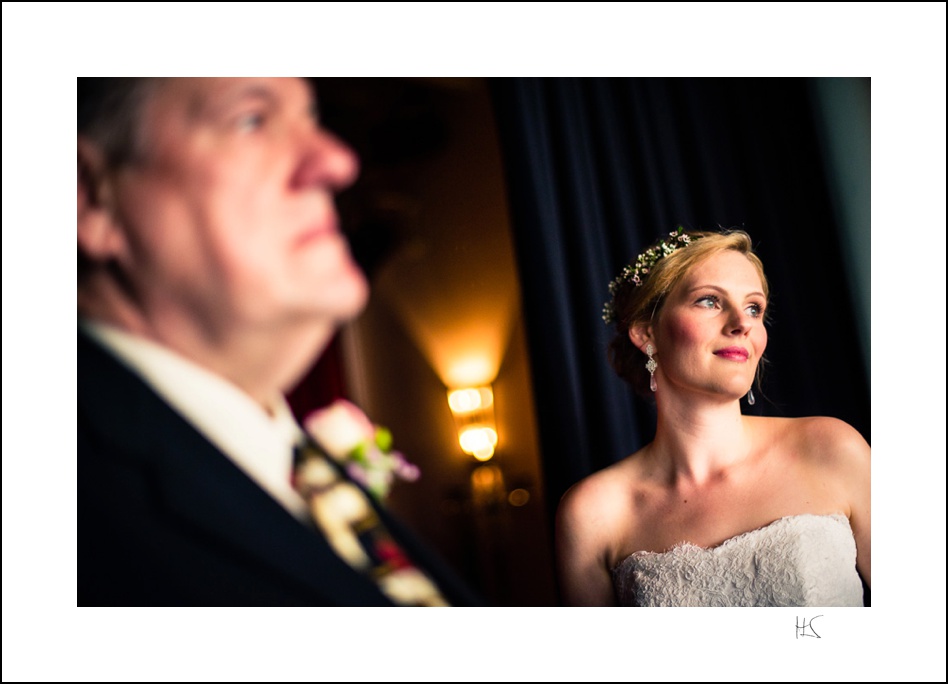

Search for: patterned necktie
xmin=292 ymin=436 xmax=450 ymax=606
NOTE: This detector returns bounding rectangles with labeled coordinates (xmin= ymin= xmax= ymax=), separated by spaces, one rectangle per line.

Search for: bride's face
xmin=652 ymin=249 xmax=768 ymax=402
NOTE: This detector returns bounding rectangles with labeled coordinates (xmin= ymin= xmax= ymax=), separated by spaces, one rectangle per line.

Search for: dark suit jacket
xmin=78 ymin=329 xmax=482 ymax=606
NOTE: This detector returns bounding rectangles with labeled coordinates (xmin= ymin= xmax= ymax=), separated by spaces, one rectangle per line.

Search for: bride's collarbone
xmin=621 ymin=471 xmax=827 ymax=555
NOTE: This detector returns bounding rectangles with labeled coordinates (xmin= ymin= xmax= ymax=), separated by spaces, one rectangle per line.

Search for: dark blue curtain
xmin=489 ymin=78 xmax=870 ymax=526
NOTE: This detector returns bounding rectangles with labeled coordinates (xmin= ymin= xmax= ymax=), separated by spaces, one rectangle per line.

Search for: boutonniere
xmin=302 ymin=399 xmax=420 ymax=501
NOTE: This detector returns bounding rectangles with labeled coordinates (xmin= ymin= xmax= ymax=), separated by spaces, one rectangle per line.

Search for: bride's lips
xmin=714 ymin=346 xmax=749 ymax=361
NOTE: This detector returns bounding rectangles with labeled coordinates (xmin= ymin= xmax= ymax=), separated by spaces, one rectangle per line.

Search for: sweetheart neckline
xmin=614 ymin=512 xmax=851 ymax=571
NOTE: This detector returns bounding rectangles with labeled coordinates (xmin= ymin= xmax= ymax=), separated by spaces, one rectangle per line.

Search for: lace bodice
xmin=612 ymin=513 xmax=863 ymax=607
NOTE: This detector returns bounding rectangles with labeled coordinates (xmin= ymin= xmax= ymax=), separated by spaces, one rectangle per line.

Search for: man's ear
xmin=77 ymin=138 xmax=126 ymax=263
xmin=628 ymin=323 xmax=653 ymax=354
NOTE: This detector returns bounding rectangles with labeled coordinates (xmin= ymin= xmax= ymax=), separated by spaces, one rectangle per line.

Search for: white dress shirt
xmin=80 ymin=319 xmax=311 ymax=521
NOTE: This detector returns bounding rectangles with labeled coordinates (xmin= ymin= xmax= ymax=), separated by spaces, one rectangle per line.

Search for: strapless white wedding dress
xmin=612 ymin=513 xmax=864 ymax=607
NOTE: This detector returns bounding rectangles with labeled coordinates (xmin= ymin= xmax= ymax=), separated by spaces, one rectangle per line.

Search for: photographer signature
xmin=796 ymin=615 xmax=823 ymax=639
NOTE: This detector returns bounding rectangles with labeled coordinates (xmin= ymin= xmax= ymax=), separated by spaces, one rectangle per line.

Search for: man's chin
xmin=317 ymin=278 xmax=370 ymax=324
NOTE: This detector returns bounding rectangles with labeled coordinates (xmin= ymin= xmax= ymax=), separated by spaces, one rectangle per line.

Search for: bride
xmin=555 ymin=228 xmax=870 ymax=606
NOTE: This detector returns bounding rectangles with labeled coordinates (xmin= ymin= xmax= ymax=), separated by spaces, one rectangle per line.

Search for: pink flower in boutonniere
xmin=303 ymin=399 xmax=420 ymax=501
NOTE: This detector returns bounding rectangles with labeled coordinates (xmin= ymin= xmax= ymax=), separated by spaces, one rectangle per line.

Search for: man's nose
xmin=291 ymin=129 xmax=360 ymax=192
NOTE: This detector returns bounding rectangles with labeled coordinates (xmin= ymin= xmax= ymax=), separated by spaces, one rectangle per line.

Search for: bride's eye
xmin=746 ymin=302 xmax=764 ymax=318
xmin=695 ymin=295 xmax=719 ymax=309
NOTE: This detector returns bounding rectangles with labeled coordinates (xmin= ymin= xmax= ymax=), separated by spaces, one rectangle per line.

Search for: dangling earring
xmin=747 ymin=387 xmax=756 ymax=406
xmin=645 ymin=344 xmax=658 ymax=393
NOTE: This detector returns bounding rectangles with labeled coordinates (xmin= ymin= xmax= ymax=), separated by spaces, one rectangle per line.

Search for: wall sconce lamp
xmin=447 ymin=385 xmax=497 ymax=461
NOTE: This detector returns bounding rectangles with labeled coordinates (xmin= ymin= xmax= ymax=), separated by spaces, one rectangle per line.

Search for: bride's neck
xmin=650 ymin=399 xmax=753 ymax=485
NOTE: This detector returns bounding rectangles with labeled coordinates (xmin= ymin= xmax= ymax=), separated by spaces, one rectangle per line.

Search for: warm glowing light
xmin=445 ymin=357 xmax=495 ymax=389
xmin=448 ymin=388 xmax=479 ymax=413
xmin=508 ymin=488 xmax=530 ymax=507
xmin=471 ymin=464 xmax=502 ymax=490
xmin=447 ymin=386 xmax=493 ymax=414
xmin=472 ymin=446 xmax=494 ymax=461
xmin=470 ymin=464 xmax=506 ymax=506
xmin=448 ymin=385 xmax=497 ymax=461
xmin=459 ymin=426 xmax=497 ymax=460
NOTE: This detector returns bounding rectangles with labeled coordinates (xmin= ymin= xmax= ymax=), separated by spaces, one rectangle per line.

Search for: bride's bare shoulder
xmin=751 ymin=414 xmax=869 ymax=468
xmin=556 ymin=450 xmax=645 ymax=530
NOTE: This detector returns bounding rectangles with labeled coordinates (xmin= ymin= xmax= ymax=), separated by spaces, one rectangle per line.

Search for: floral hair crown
xmin=602 ymin=226 xmax=696 ymax=324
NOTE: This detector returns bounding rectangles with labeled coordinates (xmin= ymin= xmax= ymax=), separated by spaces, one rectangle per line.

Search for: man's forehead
xmin=153 ymin=77 xmax=314 ymax=115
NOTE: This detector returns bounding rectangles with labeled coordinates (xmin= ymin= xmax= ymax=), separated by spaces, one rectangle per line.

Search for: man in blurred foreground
xmin=77 ymin=77 xmax=479 ymax=606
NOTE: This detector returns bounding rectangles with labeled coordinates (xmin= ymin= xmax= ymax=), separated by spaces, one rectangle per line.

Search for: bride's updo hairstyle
xmin=605 ymin=228 xmax=769 ymax=397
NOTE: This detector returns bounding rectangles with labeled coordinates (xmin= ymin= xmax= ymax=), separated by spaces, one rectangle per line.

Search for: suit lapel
xmin=79 ymin=330 xmax=392 ymax=605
